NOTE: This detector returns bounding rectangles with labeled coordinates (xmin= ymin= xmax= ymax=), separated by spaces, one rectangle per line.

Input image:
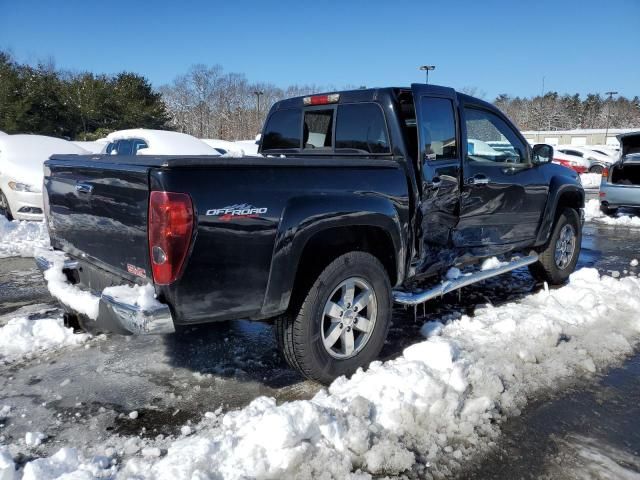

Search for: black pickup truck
xmin=38 ymin=84 xmax=584 ymax=384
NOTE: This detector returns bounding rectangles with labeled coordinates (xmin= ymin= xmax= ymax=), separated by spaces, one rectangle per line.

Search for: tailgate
xmin=44 ymin=158 xmax=152 ymax=282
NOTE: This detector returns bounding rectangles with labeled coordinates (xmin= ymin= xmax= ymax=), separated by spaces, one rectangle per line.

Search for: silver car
xmin=600 ymin=132 xmax=640 ymax=215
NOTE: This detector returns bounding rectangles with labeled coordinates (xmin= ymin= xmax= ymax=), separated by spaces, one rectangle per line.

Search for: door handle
xmin=75 ymin=182 xmax=93 ymax=194
xmin=467 ymin=174 xmax=490 ymax=186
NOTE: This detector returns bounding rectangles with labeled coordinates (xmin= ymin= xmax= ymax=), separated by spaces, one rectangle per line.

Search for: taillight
xmin=148 ymin=191 xmax=194 ymax=285
xmin=599 ymin=191 xmax=607 ymax=197
xmin=602 ymin=168 xmax=609 ymax=178
xmin=303 ymin=93 xmax=340 ymax=105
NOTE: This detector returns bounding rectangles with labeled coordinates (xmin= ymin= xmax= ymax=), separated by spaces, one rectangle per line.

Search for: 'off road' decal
xmin=206 ymin=204 xmax=268 ymax=222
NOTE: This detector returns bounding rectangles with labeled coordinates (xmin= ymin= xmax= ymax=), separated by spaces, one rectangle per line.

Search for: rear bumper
xmin=35 ymin=255 xmax=175 ymax=335
xmin=599 ymin=184 xmax=640 ymax=208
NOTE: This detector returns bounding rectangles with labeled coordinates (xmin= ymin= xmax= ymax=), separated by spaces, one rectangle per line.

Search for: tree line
xmin=494 ymin=92 xmax=640 ymax=132
xmin=0 ymin=51 xmax=170 ymax=140
xmin=1 ymin=51 xmax=639 ymax=141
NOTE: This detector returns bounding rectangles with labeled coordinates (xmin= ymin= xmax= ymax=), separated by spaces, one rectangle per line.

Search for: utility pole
xmin=254 ymin=90 xmax=264 ymax=114
xmin=419 ymin=65 xmax=436 ymax=84
xmin=604 ymin=91 xmax=618 ymax=145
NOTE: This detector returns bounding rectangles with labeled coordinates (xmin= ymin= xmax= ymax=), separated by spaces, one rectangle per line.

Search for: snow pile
xmin=0 ymin=315 xmax=88 ymax=364
xmin=480 ymin=257 xmax=507 ymax=270
xmin=0 ymin=217 xmax=50 ymax=259
xmin=201 ymin=139 xmax=245 ymax=157
xmin=579 ymin=173 xmax=602 ymax=189
xmin=102 ymin=283 xmax=162 ymax=311
xmin=37 ymin=250 xmax=100 ymax=320
xmin=104 ymin=268 xmax=640 ymax=479
xmin=584 ymin=199 xmax=640 ymax=227
xmin=21 ymin=448 xmax=115 ymax=479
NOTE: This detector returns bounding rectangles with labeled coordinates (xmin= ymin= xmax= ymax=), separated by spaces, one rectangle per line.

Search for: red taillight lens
xmin=602 ymin=168 xmax=609 ymax=178
xmin=148 ymin=191 xmax=194 ymax=285
xmin=599 ymin=191 xmax=607 ymax=197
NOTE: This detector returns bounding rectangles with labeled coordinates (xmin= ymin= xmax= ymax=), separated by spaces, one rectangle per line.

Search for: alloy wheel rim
xmin=321 ymin=277 xmax=378 ymax=359
xmin=555 ymin=224 xmax=576 ymax=270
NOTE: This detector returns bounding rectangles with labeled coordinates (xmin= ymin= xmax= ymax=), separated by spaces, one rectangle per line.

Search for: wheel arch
xmin=260 ymin=194 xmax=405 ymax=317
xmin=535 ymin=177 xmax=584 ymax=246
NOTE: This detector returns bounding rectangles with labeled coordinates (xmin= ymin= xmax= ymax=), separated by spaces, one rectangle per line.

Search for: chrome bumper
xmin=35 ymin=255 xmax=175 ymax=335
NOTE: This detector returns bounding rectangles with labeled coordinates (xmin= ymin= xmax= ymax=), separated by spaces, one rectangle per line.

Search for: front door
xmin=411 ymin=84 xmax=462 ymax=276
xmin=455 ymin=104 xmax=548 ymax=253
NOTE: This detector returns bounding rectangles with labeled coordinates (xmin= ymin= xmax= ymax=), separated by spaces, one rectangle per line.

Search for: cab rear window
xmin=262 ymin=109 xmax=301 ymax=151
xmin=262 ymin=102 xmax=390 ymax=155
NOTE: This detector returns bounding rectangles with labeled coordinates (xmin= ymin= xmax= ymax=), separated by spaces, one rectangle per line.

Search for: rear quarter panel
xmin=152 ymin=160 xmax=410 ymax=324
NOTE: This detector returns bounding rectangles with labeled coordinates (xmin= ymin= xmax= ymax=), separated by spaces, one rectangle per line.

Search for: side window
xmin=262 ymin=109 xmax=302 ymax=151
xmin=132 ymin=139 xmax=148 ymax=154
xmin=419 ymin=97 xmax=457 ymax=160
xmin=303 ymin=109 xmax=334 ymax=150
xmin=335 ymin=103 xmax=390 ymax=154
xmin=114 ymin=139 xmax=133 ymax=156
xmin=464 ymin=107 xmax=527 ymax=165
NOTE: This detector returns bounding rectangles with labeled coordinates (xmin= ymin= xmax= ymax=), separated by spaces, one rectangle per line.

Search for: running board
xmin=393 ymin=253 xmax=539 ymax=306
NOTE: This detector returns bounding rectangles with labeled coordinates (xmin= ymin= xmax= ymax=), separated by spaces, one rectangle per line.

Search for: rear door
xmin=455 ymin=103 xmax=548 ymax=248
xmin=410 ymin=84 xmax=462 ymax=275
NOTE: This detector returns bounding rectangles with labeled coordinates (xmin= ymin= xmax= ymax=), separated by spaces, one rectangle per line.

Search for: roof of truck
xmin=270 ymin=85 xmax=493 ymax=112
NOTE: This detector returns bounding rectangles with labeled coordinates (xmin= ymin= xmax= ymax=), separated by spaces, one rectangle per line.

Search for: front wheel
xmin=276 ymin=251 xmax=392 ymax=384
xmin=529 ymin=208 xmax=582 ymax=285
xmin=0 ymin=190 xmax=13 ymax=221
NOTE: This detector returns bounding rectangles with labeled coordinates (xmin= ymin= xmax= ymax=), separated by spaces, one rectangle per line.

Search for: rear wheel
xmin=529 ymin=208 xmax=582 ymax=285
xmin=600 ymin=203 xmax=618 ymax=216
xmin=589 ymin=165 xmax=604 ymax=174
xmin=276 ymin=251 xmax=392 ymax=384
xmin=0 ymin=190 xmax=13 ymax=221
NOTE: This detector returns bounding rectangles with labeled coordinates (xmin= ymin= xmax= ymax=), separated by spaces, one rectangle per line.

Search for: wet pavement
xmin=1 ymin=222 xmax=639 ymax=475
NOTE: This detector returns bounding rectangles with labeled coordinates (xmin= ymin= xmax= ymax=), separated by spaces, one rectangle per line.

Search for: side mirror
xmin=532 ymin=143 xmax=553 ymax=164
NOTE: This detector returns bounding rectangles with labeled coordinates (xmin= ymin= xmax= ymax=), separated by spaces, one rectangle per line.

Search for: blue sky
xmin=1 ymin=0 xmax=639 ymax=100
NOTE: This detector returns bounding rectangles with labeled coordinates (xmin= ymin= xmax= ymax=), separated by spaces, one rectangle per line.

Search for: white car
xmin=556 ymin=146 xmax=613 ymax=174
xmin=105 ymin=129 xmax=220 ymax=156
xmin=551 ymin=149 xmax=590 ymax=174
xmin=201 ymin=139 xmax=245 ymax=157
xmin=0 ymin=135 xmax=88 ymax=221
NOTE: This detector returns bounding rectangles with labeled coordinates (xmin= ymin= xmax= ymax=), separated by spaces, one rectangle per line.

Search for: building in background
xmin=522 ymin=128 xmax=639 ymax=148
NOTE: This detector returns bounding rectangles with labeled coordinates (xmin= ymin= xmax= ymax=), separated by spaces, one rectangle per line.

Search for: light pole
xmin=254 ymin=90 xmax=264 ymax=114
xmin=419 ymin=65 xmax=436 ymax=84
xmin=604 ymin=90 xmax=618 ymax=145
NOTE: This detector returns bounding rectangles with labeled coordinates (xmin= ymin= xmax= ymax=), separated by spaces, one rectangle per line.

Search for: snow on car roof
xmin=0 ymin=134 xmax=88 ymax=184
xmin=72 ymin=139 xmax=108 ymax=154
xmin=107 ymin=129 xmax=219 ymax=156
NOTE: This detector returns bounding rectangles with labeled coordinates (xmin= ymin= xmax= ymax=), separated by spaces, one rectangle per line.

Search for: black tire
xmin=275 ymin=251 xmax=392 ymax=384
xmin=600 ymin=203 xmax=618 ymax=216
xmin=589 ymin=165 xmax=604 ymax=175
xmin=529 ymin=208 xmax=582 ymax=285
xmin=0 ymin=190 xmax=13 ymax=221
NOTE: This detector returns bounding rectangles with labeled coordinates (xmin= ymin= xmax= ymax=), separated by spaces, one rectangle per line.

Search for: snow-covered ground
xmin=579 ymin=173 xmax=601 ymax=189
xmin=3 ymin=267 xmax=640 ymax=479
xmin=584 ymin=199 xmax=640 ymax=228
xmin=0 ymin=217 xmax=49 ymax=259
xmin=0 ymin=313 xmax=89 ymax=364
